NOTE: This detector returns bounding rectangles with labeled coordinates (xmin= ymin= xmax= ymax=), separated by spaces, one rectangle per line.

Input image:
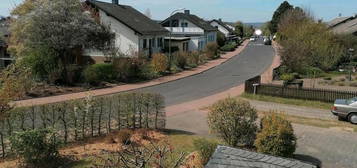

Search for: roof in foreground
xmin=87 ymin=0 xmax=168 ymax=36
xmin=206 ymin=146 xmax=317 ymax=168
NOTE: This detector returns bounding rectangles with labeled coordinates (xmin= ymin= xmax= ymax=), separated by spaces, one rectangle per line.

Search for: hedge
xmin=0 ymin=92 xmax=165 ymax=157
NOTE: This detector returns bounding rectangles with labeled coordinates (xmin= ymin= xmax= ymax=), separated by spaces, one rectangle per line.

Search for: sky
xmin=1 ymin=0 xmax=357 ymax=23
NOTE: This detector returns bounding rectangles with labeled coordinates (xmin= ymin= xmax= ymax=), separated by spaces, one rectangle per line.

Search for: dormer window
xmin=181 ymin=22 xmax=188 ymax=27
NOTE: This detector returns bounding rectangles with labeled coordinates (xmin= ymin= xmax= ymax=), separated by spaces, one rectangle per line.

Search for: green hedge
xmin=0 ymin=92 xmax=165 ymax=157
xmin=220 ymin=42 xmax=237 ymax=52
xmin=83 ymin=63 xmax=116 ymax=85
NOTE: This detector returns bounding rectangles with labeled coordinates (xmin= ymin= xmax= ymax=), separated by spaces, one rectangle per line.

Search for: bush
xmin=173 ymin=52 xmax=189 ymax=69
xmin=187 ymin=51 xmax=200 ymax=66
xmin=220 ymin=43 xmax=236 ymax=52
xmin=138 ymin=63 xmax=159 ymax=80
xmin=83 ymin=63 xmax=115 ymax=85
xmin=208 ymin=98 xmax=257 ymax=147
xmin=117 ymin=129 xmax=134 ymax=145
xmin=280 ymin=73 xmax=295 ymax=82
xmin=113 ymin=58 xmax=144 ymax=82
xmin=205 ymin=42 xmax=219 ymax=59
xmin=10 ymin=129 xmax=61 ymax=167
xmin=254 ymin=112 xmax=296 ymax=157
xmin=217 ymin=32 xmax=226 ymax=47
xmin=193 ymin=138 xmax=219 ymax=165
xmin=323 ymin=77 xmax=332 ymax=80
xmin=151 ymin=53 xmax=168 ymax=74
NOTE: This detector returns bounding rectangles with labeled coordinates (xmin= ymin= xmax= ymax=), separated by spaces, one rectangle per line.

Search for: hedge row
xmin=0 ymin=92 xmax=165 ymax=157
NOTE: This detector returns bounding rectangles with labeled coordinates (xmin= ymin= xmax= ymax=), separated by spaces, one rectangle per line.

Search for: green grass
xmin=241 ymin=93 xmax=332 ymax=110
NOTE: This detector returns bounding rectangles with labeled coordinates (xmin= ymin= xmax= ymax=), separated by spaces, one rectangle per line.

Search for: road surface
xmin=140 ymin=39 xmax=275 ymax=106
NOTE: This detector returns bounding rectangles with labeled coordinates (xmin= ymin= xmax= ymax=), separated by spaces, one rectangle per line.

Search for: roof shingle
xmin=206 ymin=146 xmax=317 ymax=168
xmin=87 ymin=0 xmax=168 ymax=36
xmin=161 ymin=12 xmax=217 ymax=32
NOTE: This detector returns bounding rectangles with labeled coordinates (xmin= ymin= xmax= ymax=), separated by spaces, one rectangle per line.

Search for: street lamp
xmin=169 ymin=8 xmax=186 ymax=68
xmin=348 ymin=48 xmax=355 ymax=81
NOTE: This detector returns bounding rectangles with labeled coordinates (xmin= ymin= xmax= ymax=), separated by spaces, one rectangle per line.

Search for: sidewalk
xmin=15 ymin=40 xmax=249 ymax=107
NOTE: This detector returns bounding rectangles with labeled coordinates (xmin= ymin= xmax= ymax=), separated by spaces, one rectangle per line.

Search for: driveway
xmin=139 ymin=39 xmax=275 ymax=106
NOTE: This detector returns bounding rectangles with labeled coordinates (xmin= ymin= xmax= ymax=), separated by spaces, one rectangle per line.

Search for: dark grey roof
xmin=161 ymin=12 xmax=217 ymax=32
xmin=328 ymin=16 xmax=354 ymax=28
xmin=87 ymin=0 xmax=168 ymax=36
xmin=206 ymin=146 xmax=317 ymax=168
xmin=210 ymin=19 xmax=234 ymax=33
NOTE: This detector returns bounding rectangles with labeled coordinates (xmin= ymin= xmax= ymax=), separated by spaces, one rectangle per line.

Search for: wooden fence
xmin=0 ymin=92 xmax=165 ymax=157
xmin=246 ymin=83 xmax=357 ymax=103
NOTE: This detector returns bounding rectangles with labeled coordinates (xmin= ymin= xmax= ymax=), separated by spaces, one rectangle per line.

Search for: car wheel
xmin=348 ymin=113 xmax=357 ymax=124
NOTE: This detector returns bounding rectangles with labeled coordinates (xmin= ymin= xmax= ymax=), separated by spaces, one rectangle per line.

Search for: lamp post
xmin=348 ymin=48 xmax=355 ymax=81
xmin=169 ymin=8 xmax=185 ymax=68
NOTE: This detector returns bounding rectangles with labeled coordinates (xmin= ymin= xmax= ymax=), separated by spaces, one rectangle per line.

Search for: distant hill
xmin=245 ymin=22 xmax=265 ymax=28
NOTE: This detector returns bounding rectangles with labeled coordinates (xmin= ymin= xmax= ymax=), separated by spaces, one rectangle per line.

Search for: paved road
xmin=140 ymin=39 xmax=275 ymax=106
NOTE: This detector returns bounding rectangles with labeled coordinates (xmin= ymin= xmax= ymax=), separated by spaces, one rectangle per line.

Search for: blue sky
xmin=1 ymin=0 xmax=357 ymax=22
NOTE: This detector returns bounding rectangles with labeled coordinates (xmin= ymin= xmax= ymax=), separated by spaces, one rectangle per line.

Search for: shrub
xmin=205 ymin=42 xmax=219 ymax=59
xmin=117 ymin=129 xmax=134 ymax=145
xmin=10 ymin=129 xmax=61 ymax=167
xmin=138 ymin=63 xmax=159 ymax=80
xmin=151 ymin=53 xmax=168 ymax=74
xmin=113 ymin=58 xmax=145 ymax=81
xmin=254 ymin=112 xmax=296 ymax=157
xmin=217 ymin=32 xmax=226 ymax=47
xmin=350 ymin=82 xmax=357 ymax=87
xmin=280 ymin=73 xmax=295 ymax=82
xmin=208 ymin=98 xmax=257 ymax=147
xmin=174 ymin=52 xmax=189 ymax=69
xmin=187 ymin=51 xmax=200 ymax=66
xmin=323 ymin=77 xmax=332 ymax=80
xmin=193 ymin=138 xmax=219 ymax=165
xmin=83 ymin=63 xmax=115 ymax=85
xmin=220 ymin=43 xmax=236 ymax=52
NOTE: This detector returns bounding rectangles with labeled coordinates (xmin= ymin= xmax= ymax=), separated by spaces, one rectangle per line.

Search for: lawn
xmin=241 ymin=93 xmax=332 ymax=110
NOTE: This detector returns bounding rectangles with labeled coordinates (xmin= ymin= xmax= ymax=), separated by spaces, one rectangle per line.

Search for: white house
xmin=210 ymin=19 xmax=234 ymax=37
xmin=161 ymin=10 xmax=217 ymax=52
xmin=84 ymin=0 xmax=169 ymax=62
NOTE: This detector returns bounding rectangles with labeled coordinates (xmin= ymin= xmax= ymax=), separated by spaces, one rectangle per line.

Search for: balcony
xmin=165 ymin=27 xmax=204 ymax=35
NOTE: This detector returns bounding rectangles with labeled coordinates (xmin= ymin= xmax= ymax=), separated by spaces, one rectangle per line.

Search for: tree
xmin=255 ymin=112 xmax=296 ymax=157
xmin=270 ymin=1 xmax=293 ymax=34
xmin=9 ymin=0 xmax=113 ymax=84
xmin=208 ymin=98 xmax=257 ymax=147
xmin=144 ymin=8 xmax=152 ymax=19
xmin=261 ymin=22 xmax=272 ymax=36
xmin=216 ymin=32 xmax=226 ymax=47
xmin=234 ymin=21 xmax=244 ymax=37
xmin=243 ymin=25 xmax=255 ymax=37
xmin=278 ymin=8 xmax=344 ymax=73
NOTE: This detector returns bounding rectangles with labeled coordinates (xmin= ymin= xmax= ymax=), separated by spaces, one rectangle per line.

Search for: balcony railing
xmin=165 ymin=27 xmax=204 ymax=34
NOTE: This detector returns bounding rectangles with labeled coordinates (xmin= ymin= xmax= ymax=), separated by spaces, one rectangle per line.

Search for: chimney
xmin=184 ymin=10 xmax=190 ymax=15
xmin=219 ymin=18 xmax=222 ymax=22
xmin=112 ymin=0 xmax=118 ymax=5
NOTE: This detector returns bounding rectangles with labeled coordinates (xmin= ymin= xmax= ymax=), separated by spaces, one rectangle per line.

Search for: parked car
xmin=264 ymin=38 xmax=272 ymax=45
xmin=249 ymin=37 xmax=256 ymax=41
xmin=332 ymin=97 xmax=357 ymax=124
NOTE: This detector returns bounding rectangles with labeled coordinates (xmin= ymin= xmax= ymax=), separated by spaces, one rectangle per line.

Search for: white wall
xmin=84 ymin=10 xmax=140 ymax=57
xmin=210 ymin=21 xmax=230 ymax=37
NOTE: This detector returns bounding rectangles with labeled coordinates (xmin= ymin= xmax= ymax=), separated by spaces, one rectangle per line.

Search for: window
xmin=158 ymin=38 xmax=163 ymax=48
xmin=181 ymin=22 xmax=188 ymax=27
xmin=143 ymin=39 xmax=147 ymax=49
xmin=183 ymin=42 xmax=189 ymax=51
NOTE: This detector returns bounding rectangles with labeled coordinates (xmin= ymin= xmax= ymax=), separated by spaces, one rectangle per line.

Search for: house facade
xmin=210 ymin=19 xmax=238 ymax=42
xmin=161 ymin=10 xmax=217 ymax=52
xmin=85 ymin=0 xmax=169 ymax=62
